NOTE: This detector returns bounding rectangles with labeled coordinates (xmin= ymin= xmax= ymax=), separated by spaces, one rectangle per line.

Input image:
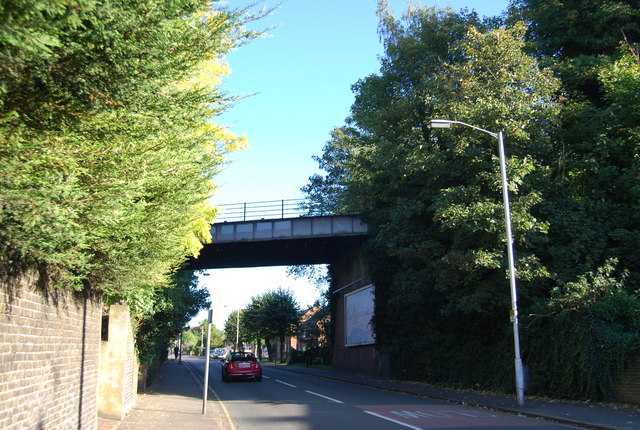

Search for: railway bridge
xmin=187 ymin=200 xmax=383 ymax=376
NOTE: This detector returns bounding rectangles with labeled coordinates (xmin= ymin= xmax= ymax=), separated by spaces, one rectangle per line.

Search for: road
xmin=189 ymin=358 xmax=579 ymax=430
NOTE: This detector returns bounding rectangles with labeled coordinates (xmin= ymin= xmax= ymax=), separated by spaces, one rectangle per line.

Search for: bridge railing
xmin=215 ymin=199 xmax=308 ymax=222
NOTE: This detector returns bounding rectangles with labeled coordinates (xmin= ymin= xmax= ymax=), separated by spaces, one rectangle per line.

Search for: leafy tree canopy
xmin=510 ymin=0 xmax=640 ymax=58
xmin=243 ymin=288 xmax=300 ymax=361
xmin=224 ymin=309 xmax=248 ymax=350
xmin=303 ymin=0 xmax=640 ymax=399
xmin=510 ymin=0 xmax=640 ymax=101
xmin=0 ymin=0 xmax=260 ymax=297
xmin=134 ymin=270 xmax=209 ymax=374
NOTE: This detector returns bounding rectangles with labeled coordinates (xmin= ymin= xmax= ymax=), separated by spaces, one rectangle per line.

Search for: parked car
xmin=222 ymin=352 xmax=262 ymax=382
xmin=210 ymin=348 xmax=226 ymax=359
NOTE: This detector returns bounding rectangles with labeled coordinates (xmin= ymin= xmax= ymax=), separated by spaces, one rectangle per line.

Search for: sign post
xmin=202 ymin=308 xmax=213 ymax=414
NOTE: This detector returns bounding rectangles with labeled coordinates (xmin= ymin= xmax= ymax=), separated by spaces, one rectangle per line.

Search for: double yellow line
xmin=183 ymin=359 xmax=237 ymax=430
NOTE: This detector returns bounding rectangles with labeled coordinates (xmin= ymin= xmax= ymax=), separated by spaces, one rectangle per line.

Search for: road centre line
xmin=363 ymin=411 xmax=423 ymax=430
xmin=275 ymin=379 xmax=297 ymax=388
xmin=305 ymin=390 xmax=344 ymax=404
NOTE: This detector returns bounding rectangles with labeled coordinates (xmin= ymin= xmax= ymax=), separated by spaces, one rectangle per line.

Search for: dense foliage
xmin=224 ymin=309 xmax=247 ymax=350
xmin=134 ymin=270 xmax=209 ymax=378
xmin=514 ymin=0 xmax=640 ymax=399
xmin=0 ymin=0 xmax=253 ymax=296
xmin=304 ymin=0 xmax=640 ymax=400
xmin=191 ymin=318 xmax=224 ymax=354
xmin=242 ymin=288 xmax=301 ymax=362
xmin=0 ymin=0 xmax=263 ymax=371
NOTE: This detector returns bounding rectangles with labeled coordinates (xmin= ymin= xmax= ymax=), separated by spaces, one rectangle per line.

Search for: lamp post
xmin=428 ymin=119 xmax=525 ymax=407
xmin=224 ymin=305 xmax=241 ymax=351
xmin=236 ymin=308 xmax=240 ymax=352
xmin=178 ymin=330 xmax=183 ymax=365
xmin=202 ymin=308 xmax=212 ymax=414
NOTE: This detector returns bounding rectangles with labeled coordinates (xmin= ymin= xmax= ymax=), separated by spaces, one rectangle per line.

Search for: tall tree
xmin=0 ymin=0 xmax=266 ymax=382
xmin=305 ymin=2 xmax=560 ymax=390
xmin=243 ymin=288 xmax=300 ymax=363
xmin=224 ymin=309 xmax=246 ymax=351
xmin=302 ymin=0 xmax=640 ymax=400
xmin=134 ymin=270 xmax=209 ymax=376
xmin=510 ymin=0 xmax=640 ymax=287
xmin=0 ymin=0 xmax=258 ymax=296
xmin=242 ymin=298 xmax=268 ymax=359
xmin=507 ymin=0 xmax=640 ymax=399
xmin=510 ymin=0 xmax=640 ymax=58
xmin=510 ymin=0 xmax=640 ymax=102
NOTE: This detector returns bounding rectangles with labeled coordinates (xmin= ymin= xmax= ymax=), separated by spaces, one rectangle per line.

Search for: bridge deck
xmin=212 ymin=215 xmax=367 ymax=243
xmin=187 ymin=215 xmax=368 ymax=269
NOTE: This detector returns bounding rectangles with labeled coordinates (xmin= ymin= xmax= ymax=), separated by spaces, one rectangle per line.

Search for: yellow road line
xmin=183 ymin=360 xmax=237 ymax=430
xmin=208 ymin=383 xmax=237 ymax=430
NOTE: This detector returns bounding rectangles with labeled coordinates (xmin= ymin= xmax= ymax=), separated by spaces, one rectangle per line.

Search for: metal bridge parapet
xmin=215 ymin=199 xmax=307 ymax=222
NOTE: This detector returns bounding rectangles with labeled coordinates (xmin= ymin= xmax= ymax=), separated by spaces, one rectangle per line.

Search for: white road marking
xmin=363 ymin=411 xmax=423 ymax=430
xmin=391 ymin=409 xmax=497 ymax=419
xmin=275 ymin=379 xmax=297 ymax=388
xmin=305 ymin=390 xmax=344 ymax=404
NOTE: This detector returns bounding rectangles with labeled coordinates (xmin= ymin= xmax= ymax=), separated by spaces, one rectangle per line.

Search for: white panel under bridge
xmin=186 ymin=200 xmax=369 ymax=270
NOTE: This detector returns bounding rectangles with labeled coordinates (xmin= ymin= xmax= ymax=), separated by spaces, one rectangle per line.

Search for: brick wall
xmin=122 ymin=325 xmax=137 ymax=414
xmin=0 ymin=273 xmax=102 ymax=429
xmin=616 ymin=356 xmax=640 ymax=404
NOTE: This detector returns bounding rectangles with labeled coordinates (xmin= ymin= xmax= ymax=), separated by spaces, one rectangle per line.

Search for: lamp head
xmin=428 ymin=119 xmax=454 ymax=129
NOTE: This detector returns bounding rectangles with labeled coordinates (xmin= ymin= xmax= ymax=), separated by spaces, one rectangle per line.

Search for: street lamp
xmin=224 ymin=305 xmax=241 ymax=351
xmin=235 ymin=308 xmax=240 ymax=351
xmin=428 ymin=119 xmax=525 ymax=407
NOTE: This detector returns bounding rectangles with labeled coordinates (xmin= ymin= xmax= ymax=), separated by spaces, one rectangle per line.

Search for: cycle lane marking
xmin=358 ymin=404 xmax=553 ymax=429
xmin=363 ymin=411 xmax=424 ymax=430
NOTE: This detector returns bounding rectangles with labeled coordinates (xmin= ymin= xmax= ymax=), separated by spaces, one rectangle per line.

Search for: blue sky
xmin=215 ymin=0 xmax=509 ymax=205
xmin=195 ymin=0 xmax=510 ymax=330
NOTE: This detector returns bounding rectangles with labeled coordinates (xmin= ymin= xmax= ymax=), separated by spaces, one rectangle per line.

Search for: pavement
xmin=99 ymin=356 xmax=640 ymax=430
xmin=97 ymin=357 xmax=232 ymax=430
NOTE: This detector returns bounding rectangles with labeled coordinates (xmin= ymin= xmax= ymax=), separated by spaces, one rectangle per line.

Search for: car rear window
xmin=231 ymin=354 xmax=257 ymax=361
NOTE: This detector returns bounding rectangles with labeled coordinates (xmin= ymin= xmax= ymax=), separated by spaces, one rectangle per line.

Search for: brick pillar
xmin=98 ymin=304 xmax=137 ymax=419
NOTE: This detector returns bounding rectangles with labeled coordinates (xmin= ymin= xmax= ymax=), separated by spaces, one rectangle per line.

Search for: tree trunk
xmin=256 ymin=338 xmax=263 ymax=360
xmin=265 ymin=337 xmax=273 ymax=361
xmin=279 ymin=334 xmax=285 ymax=364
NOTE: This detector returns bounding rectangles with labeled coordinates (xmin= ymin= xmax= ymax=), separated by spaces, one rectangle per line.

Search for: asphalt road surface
xmin=191 ymin=358 xmax=580 ymax=430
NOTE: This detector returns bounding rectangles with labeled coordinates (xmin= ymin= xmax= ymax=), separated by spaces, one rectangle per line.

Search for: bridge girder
xmin=185 ymin=215 xmax=369 ymax=270
xmin=187 ymin=235 xmax=368 ymax=269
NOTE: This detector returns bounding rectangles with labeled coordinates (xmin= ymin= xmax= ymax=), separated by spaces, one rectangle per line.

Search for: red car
xmin=222 ymin=352 xmax=262 ymax=382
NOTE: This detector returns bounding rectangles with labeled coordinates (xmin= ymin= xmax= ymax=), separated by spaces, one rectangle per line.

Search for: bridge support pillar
xmin=330 ymin=251 xmax=388 ymax=377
